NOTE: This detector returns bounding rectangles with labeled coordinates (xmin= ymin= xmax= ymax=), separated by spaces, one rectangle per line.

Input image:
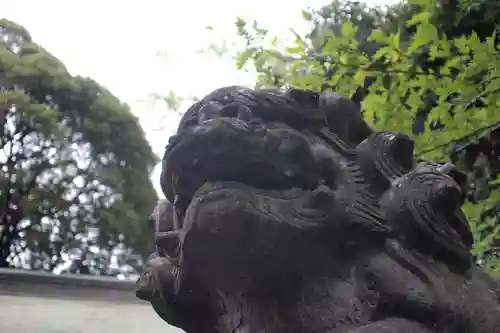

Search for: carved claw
xmin=383 ymin=164 xmax=473 ymax=271
xmin=136 ymin=254 xmax=176 ymax=301
xmin=356 ymin=132 xmax=415 ymax=195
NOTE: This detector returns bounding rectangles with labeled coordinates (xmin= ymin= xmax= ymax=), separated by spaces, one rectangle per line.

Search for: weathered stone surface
xmin=136 ymin=86 xmax=500 ymax=333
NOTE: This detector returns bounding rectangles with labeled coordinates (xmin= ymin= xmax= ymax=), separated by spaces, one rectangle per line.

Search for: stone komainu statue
xmin=136 ymin=86 xmax=500 ymax=333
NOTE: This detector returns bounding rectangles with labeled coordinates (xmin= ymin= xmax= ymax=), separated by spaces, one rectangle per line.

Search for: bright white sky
xmin=3 ymin=0 xmax=397 ymax=195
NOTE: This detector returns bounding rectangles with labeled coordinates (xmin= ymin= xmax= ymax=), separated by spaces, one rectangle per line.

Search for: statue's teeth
xmin=172 ymin=202 xmax=181 ymax=230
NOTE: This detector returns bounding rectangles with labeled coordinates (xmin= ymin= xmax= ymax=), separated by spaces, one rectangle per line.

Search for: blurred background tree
xmin=0 ymin=19 xmax=158 ymax=278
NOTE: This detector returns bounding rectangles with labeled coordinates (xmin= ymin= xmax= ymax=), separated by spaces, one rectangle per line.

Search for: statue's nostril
xmin=197 ymin=101 xmax=223 ymax=123
xmin=219 ymin=104 xmax=239 ymax=118
xmin=216 ymin=103 xmax=253 ymax=121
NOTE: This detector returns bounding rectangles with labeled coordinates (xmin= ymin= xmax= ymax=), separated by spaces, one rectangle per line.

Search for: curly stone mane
xmin=136 ymin=86 xmax=500 ymax=333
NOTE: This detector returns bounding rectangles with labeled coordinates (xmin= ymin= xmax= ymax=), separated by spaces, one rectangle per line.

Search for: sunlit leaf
xmin=301 ymin=10 xmax=313 ymax=21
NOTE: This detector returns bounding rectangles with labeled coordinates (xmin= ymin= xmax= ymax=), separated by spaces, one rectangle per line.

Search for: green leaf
xmin=301 ymin=10 xmax=313 ymax=21
xmin=353 ymin=71 xmax=367 ymax=86
xmin=486 ymin=77 xmax=500 ymax=93
xmin=285 ymin=46 xmax=303 ymax=54
xmin=408 ymin=0 xmax=434 ymax=7
xmin=408 ymin=23 xmax=438 ymax=52
xmin=341 ymin=21 xmax=358 ymax=39
xmin=235 ymin=17 xmax=247 ymax=36
xmin=406 ymin=11 xmax=431 ymax=27
xmin=236 ymin=47 xmax=257 ymax=69
xmin=362 ymin=93 xmax=386 ymax=127
xmin=486 ymin=30 xmax=497 ymax=53
xmin=393 ymin=31 xmax=401 ymax=50
xmin=373 ymin=46 xmax=392 ymax=60
xmin=454 ymin=36 xmax=470 ymax=54
xmin=368 ymin=30 xmax=389 ymax=44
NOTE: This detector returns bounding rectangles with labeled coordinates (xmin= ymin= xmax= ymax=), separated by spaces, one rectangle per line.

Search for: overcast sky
xmin=3 ymin=0 xmax=397 ymax=195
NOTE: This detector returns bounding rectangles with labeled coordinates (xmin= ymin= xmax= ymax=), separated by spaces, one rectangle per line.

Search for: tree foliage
xmin=0 ymin=19 xmax=158 ymax=276
xmin=232 ymin=0 xmax=500 ymax=276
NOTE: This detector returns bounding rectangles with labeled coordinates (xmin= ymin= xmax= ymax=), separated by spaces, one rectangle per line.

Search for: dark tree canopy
xmin=0 ymin=19 xmax=158 ymax=274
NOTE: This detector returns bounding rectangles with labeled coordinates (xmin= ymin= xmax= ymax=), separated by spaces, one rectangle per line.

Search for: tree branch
xmin=416 ymin=121 xmax=500 ymax=157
